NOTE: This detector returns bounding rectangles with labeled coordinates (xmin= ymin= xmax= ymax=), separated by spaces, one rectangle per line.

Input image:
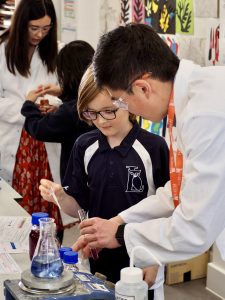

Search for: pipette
xmin=78 ymin=209 xmax=99 ymax=260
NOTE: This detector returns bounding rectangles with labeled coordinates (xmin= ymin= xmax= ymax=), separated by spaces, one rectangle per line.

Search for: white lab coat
xmin=119 ymin=60 xmax=225 ymax=270
xmin=0 ymin=42 xmax=61 ymax=185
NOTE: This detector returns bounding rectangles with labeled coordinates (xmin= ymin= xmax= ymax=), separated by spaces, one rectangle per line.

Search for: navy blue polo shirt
xmin=63 ymin=122 xmax=169 ymax=219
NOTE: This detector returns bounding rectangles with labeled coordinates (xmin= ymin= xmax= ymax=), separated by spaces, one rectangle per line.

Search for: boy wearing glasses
xmin=40 ymin=66 xmax=169 ymax=299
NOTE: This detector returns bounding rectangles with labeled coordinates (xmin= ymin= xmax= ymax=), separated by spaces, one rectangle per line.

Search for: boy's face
xmin=86 ymin=90 xmax=132 ymax=138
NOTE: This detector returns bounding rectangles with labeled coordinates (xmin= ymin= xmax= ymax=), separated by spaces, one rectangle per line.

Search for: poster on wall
xmin=149 ymin=0 xmax=176 ymax=34
xmin=205 ymin=19 xmax=220 ymax=66
xmin=132 ymin=0 xmax=145 ymax=23
xmin=176 ymin=0 xmax=194 ymax=34
xmin=124 ymin=0 xmax=194 ymax=35
xmin=61 ymin=0 xmax=77 ymax=44
xmin=120 ymin=0 xmax=132 ymax=25
xmin=219 ymin=0 xmax=225 ymax=65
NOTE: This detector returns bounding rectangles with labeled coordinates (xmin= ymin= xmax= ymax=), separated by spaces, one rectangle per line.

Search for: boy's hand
xmin=39 ymin=178 xmax=64 ymax=205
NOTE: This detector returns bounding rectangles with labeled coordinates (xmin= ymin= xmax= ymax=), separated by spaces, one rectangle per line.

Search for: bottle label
xmin=115 ymin=292 xmax=135 ymax=300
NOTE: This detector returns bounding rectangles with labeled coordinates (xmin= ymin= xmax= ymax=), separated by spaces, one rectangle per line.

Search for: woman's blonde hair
xmin=77 ymin=64 xmax=136 ymax=125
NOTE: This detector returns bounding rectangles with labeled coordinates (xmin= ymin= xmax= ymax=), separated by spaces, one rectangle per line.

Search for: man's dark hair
xmin=93 ymin=23 xmax=180 ymax=90
xmin=0 ymin=0 xmax=57 ymax=77
xmin=57 ymin=40 xmax=94 ymax=102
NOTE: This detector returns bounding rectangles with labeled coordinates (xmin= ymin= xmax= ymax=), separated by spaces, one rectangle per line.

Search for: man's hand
xmin=143 ymin=266 xmax=159 ymax=288
xmin=72 ymin=236 xmax=101 ymax=259
xmin=74 ymin=217 xmax=122 ymax=251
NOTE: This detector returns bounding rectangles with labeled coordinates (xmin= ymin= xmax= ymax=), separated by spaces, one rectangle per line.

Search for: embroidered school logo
xmin=126 ymin=166 xmax=144 ymax=192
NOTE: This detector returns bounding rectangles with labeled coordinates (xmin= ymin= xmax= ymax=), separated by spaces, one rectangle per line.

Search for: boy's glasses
xmin=82 ymin=108 xmax=119 ymax=121
xmin=28 ymin=24 xmax=52 ymax=34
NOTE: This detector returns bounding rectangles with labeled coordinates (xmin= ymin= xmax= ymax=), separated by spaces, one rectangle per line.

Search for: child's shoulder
xmin=75 ymin=129 xmax=99 ymax=148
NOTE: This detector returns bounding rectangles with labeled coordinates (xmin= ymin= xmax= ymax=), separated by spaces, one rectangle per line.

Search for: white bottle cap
xmin=120 ymin=267 xmax=143 ymax=283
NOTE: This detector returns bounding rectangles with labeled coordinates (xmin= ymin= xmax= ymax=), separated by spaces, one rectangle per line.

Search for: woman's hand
xmin=40 ymin=84 xmax=62 ymax=97
xmin=26 ymin=86 xmax=45 ymax=102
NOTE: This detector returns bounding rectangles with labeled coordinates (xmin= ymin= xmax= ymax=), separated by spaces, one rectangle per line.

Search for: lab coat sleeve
xmin=123 ymin=112 xmax=225 ymax=267
xmin=0 ymin=46 xmax=24 ymax=127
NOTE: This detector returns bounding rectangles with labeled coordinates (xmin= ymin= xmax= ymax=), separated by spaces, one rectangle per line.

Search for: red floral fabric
xmin=12 ymin=128 xmax=63 ymax=230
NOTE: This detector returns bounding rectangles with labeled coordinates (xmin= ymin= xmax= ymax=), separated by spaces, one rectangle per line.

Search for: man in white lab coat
xmin=73 ymin=24 xmax=225 ymax=270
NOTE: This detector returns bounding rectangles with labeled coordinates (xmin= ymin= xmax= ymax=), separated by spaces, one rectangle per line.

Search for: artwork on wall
xmin=145 ymin=0 xmax=176 ymax=34
xmin=205 ymin=19 xmax=220 ymax=66
xmin=61 ymin=0 xmax=77 ymax=43
xmin=121 ymin=0 xmax=194 ymax=35
xmin=176 ymin=0 xmax=194 ymax=34
xmin=219 ymin=0 xmax=225 ymax=65
xmin=132 ymin=0 xmax=145 ymax=23
xmin=120 ymin=0 xmax=131 ymax=25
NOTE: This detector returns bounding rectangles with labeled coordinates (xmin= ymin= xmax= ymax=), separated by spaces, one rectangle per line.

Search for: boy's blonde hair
xmin=77 ymin=65 xmax=100 ymax=125
xmin=77 ymin=64 xmax=136 ymax=125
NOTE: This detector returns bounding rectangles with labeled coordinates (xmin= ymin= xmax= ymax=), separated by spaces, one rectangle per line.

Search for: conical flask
xmin=31 ymin=217 xmax=64 ymax=278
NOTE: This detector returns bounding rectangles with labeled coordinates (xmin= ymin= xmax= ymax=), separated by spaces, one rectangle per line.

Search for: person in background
xmin=21 ymin=40 xmax=94 ymax=181
xmin=73 ymin=23 xmax=225 ymax=273
xmin=39 ymin=65 xmax=170 ymax=300
xmin=0 ymin=0 xmax=63 ymax=239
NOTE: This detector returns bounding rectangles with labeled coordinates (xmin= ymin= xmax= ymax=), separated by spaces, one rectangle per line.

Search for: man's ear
xmin=133 ymin=79 xmax=152 ymax=99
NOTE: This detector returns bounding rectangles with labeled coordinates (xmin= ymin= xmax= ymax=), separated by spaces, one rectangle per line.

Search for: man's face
xmin=105 ymin=82 xmax=168 ymax=123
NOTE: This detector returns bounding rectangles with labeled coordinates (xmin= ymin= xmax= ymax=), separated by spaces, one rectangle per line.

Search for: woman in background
xmin=0 ymin=0 xmax=63 ymax=237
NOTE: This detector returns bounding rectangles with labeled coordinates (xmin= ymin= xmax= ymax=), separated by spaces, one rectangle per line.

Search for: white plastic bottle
xmin=115 ymin=266 xmax=148 ymax=300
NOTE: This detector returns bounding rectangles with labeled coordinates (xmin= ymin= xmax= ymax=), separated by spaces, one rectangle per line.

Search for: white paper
xmin=0 ymin=216 xmax=31 ymax=253
xmin=0 ymin=252 xmax=21 ymax=274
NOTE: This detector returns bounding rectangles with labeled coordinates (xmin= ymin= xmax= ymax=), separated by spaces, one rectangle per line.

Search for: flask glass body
xmin=31 ymin=218 xmax=63 ymax=278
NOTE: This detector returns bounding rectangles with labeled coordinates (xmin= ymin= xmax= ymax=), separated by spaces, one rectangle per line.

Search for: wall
xmin=55 ymin=0 xmax=220 ymax=65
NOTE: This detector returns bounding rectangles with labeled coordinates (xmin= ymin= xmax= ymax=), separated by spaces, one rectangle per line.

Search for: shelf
xmin=2 ymin=4 xmax=15 ymax=10
xmin=0 ymin=1 xmax=15 ymax=31
xmin=0 ymin=9 xmax=14 ymax=16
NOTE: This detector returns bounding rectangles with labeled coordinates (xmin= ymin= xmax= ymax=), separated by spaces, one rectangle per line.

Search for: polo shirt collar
xmin=98 ymin=121 xmax=141 ymax=156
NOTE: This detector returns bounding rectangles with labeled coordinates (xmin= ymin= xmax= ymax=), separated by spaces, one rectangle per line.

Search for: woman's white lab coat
xmin=0 ymin=42 xmax=61 ymax=185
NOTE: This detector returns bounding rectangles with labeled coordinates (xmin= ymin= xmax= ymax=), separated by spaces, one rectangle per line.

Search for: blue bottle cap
xmin=59 ymin=247 xmax=73 ymax=259
xmin=31 ymin=212 xmax=49 ymax=225
xmin=63 ymin=251 xmax=78 ymax=264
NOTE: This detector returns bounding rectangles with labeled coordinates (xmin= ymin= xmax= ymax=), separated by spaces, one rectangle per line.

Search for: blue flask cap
xmin=63 ymin=251 xmax=78 ymax=264
xmin=31 ymin=212 xmax=49 ymax=225
xmin=59 ymin=247 xmax=72 ymax=259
